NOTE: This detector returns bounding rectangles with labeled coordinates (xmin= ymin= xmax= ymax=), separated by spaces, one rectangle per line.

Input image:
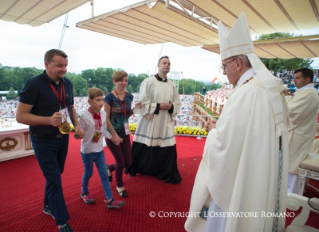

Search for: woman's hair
xmin=112 ymin=70 xmax=128 ymax=82
xmin=88 ymin=87 xmax=104 ymax=100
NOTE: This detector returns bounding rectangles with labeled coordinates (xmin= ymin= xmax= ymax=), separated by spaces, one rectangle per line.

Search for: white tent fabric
xmin=75 ymin=0 xmax=319 ymax=47
xmin=202 ymin=35 xmax=319 ymax=59
xmin=0 ymin=0 xmax=90 ymax=27
xmin=76 ymin=0 xmax=220 ymax=46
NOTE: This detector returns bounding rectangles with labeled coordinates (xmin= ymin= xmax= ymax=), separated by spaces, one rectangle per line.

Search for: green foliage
xmin=178 ymin=79 xmax=206 ymax=95
xmin=178 ymin=79 xmax=221 ymax=95
xmin=135 ymin=85 xmax=141 ymax=93
xmin=126 ymin=85 xmax=134 ymax=93
xmin=128 ymin=73 xmax=149 ymax=92
xmin=6 ymin=87 xmax=17 ymax=100
xmin=97 ymin=84 xmax=108 ymax=94
xmin=209 ymin=83 xmax=222 ymax=90
xmin=65 ymin=73 xmax=88 ymax=96
xmin=0 ymin=65 xmax=224 ymax=96
xmin=80 ymin=88 xmax=88 ymax=96
xmin=258 ymin=32 xmax=293 ymax=40
xmin=0 ymin=65 xmax=42 ymax=92
xmin=197 ymin=103 xmax=219 ymax=118
xmin=257 ymin=32 xmax=314 ymax=71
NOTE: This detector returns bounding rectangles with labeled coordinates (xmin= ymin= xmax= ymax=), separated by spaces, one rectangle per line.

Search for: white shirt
xmin=79 ymin=110 xmax=110 ymax=154
xmin=285 ymin=83 xmax=315 ymax=99
xmin=296 ymin=83 xmax=315 ymax=92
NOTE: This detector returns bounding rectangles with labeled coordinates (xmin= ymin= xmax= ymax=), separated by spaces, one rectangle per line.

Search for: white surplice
xmin=286 ymin=84 xmax=319 ymax=175
xmin=185 ymin=73 xmax=289 ymax=232
xmin=133 ymin=76 xmax=181 ymax=147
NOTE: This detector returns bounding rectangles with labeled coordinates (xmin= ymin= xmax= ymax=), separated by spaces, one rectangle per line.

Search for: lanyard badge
xmin=92 ymin=131 xmax=102 ymax=143
xmin=59 ymin=108 xmax=71 ymax=134
xmin=49 ymin=83 xmax=71 ymax=134
xmin=114 ymin=90 xmax=130 ymax=135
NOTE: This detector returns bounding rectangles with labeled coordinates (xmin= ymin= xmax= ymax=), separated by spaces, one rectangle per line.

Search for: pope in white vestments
xmin=185 ymin=13 xmax=290 ymax=232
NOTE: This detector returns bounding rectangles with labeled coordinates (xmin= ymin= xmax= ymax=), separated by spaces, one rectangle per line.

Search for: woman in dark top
xmin=104 ymin=71 xmax=134 ymax=197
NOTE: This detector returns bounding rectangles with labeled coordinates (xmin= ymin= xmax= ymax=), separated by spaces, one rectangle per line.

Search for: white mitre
xmin=218 ymin=12 xmax=287 ymax=137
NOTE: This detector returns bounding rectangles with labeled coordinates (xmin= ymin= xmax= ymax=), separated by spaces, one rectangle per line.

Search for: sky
xmin=0 ymin=0 xmax=318 ymax=82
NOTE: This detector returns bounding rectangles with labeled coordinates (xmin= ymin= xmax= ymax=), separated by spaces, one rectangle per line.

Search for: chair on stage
xmin=285 ymin=193 xmax=319 ymax=232
xmin=297 ymin=153 xmax=319 ymax=195
xmin=311 ymin=124 xmax=319 ymax=154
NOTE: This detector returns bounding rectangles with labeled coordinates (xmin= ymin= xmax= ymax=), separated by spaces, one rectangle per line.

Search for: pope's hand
xmin=135 ymin=102 xmax=142 ymax=109
xmin=205 ymin=119 xmax=217 ymax=132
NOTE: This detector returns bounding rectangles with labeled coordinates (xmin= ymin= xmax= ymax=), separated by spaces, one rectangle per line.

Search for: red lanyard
xmin=114 ymin=90 xmax=126 ymax=119
xmin=49 ymin=83 xmax=65 ymax=108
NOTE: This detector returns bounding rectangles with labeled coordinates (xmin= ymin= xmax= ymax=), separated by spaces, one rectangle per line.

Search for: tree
xmin=209 ymin=83 xmax=222 ymax=90
xmin=65 ymin=73 xmax=88 ymax=96
xmin=257 ymin=32 xmax=314 ymax=71
xmin=104 ymin=68 xmax=115 ymax=92
xmin=137 ymin=73 xmax=148 ymax=79
xmin=6 ymin=87 xmax=17 ymax=100
xmin=80 ymin=88 xmax=88 ymax=96
xmin=0 ymin=66 xmax=11 ymax=91
xmin=97 ymin=84 xmax=108 ymax=94
xmin=128 ymin=73 xmax=137 ymax=92
xmin=178 ymin=79 xmax=208 ymax=95
xmin=81 ymin=69 xmax=95 ymax=83
xmin=135 ymin=85 xmax=141 ymax=93
xmin=126 ymin=84 xmax=133 ymax=93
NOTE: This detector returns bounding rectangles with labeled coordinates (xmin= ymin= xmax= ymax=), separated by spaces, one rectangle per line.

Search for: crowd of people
xmin=0 ymin=95 xmax=194 ymax=123
xmin=0 ymin=94 xmax=217 ymax=130
xmin=271 ymin=69 xmax=319 ymax=93
xmin=205 ymin=87 xmax=233 ymax=106
xmin=0 ymin=100 xmax=18 ymax=118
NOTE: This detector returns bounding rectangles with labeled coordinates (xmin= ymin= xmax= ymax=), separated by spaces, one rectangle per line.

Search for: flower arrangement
xmin=129 ymin=123 xmax=207 ymax=136
xmin=175 ymin=126 xmax=208 ymax=136
xmin=129 ymin=123 xmax=137 ymax=133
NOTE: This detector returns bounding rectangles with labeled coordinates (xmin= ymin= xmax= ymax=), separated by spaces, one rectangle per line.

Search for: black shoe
xmin=124 ymin=168 xmax=129 ymax=175
xmin=59 ymin=223 xmax=74 ymax=232
xmin=43 ymin=205 xmax=55 ymax=219
xmin=116 ymin=187 xmax=128 ymax=198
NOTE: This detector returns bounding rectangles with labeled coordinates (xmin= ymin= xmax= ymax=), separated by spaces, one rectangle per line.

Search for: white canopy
xmin=0 ymin=0 xmax=91 ymax=27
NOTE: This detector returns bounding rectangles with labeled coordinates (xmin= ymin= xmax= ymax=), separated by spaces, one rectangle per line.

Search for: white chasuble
xmin=185 ymin=78 xmax=289 ymax=232
xmin=134 ymin=76 xmax=181 ymax=147
xmin=286 ymin=89 xmax=319 ymax=175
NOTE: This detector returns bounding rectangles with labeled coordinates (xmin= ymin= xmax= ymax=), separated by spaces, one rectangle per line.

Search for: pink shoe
xmin=105 ymin=198 xmax=125 ymax=209
xmin=81 ymin=193 xmax=95 ymax=204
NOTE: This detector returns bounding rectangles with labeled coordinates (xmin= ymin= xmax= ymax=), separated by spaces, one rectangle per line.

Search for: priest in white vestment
xmin=128 ymin=56 xmax=182 ymax=184
xmin=185 ymin=12 xmax=290 ymax=232
xmin=284 ymin=68 xmax=319 ymax=194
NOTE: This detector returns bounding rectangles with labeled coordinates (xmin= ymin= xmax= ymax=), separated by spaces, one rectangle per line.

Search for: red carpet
xmin=0 ymin=135 xmax=205 ymax=232
xmin=0 ymin=135 xmax=318 ymax=231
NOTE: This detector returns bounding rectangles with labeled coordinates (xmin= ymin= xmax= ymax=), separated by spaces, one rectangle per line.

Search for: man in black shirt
xmin=16 ymin=49 xmax=84 ymax=232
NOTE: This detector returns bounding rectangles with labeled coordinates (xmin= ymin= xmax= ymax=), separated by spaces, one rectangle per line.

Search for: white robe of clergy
xmin=185 ymin=70 xmax=289 ymax=232
xmin=133 ymin=76 xmax=181 ymax=147
xmin=286 ymin=85 xmax=319 ymax=175
xmin=310 ymin=126 xmax=319 ymax=153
